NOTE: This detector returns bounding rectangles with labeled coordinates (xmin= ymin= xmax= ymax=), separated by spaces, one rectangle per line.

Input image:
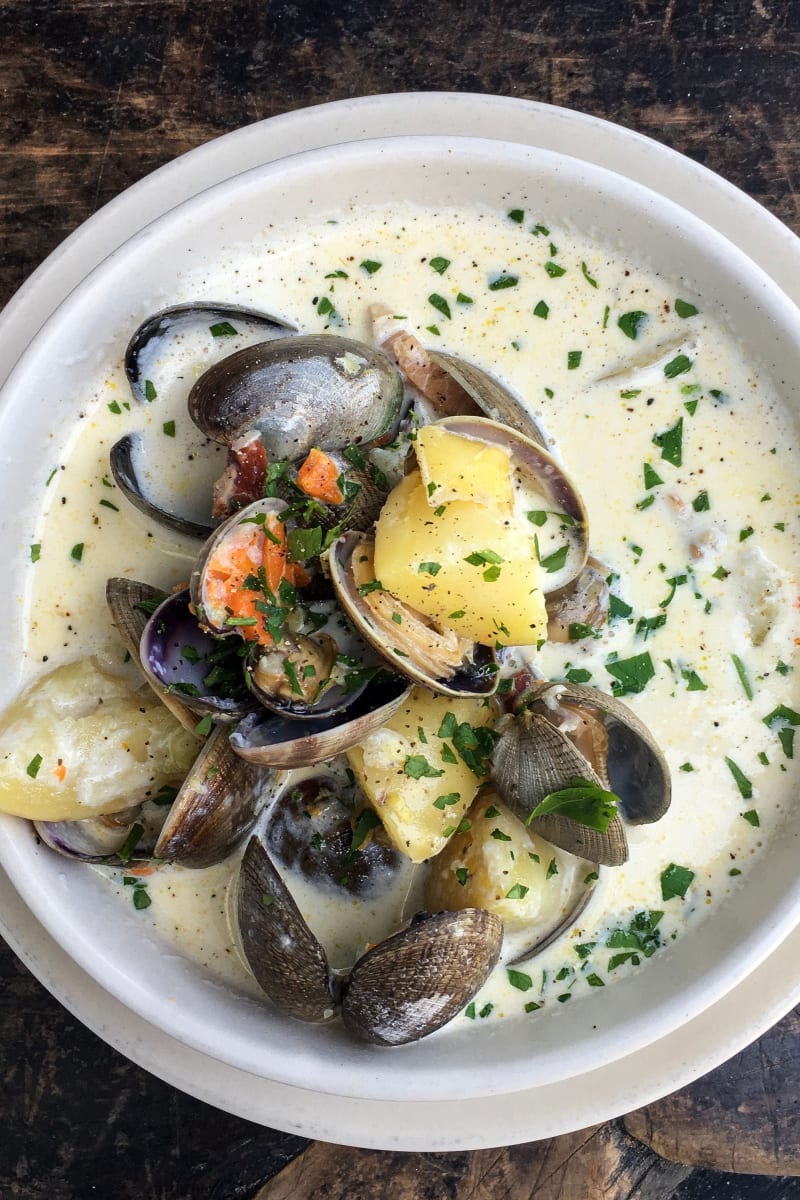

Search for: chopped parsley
xmin=527 ymin=776 xmax=619 ymax=833
xmin=617 ymin=310 xmax=648 ymax=340
xmin=428 ymin=293 xmax=451 ymax=319
xmin=489 ymin=273 xmax=519 ymax=290
xmin=660 ymin=862 xmax=695 ymax=901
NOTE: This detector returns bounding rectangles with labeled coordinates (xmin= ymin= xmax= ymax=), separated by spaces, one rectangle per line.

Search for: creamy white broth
xmin=21 ymin=202 xmax=800 ymax=1027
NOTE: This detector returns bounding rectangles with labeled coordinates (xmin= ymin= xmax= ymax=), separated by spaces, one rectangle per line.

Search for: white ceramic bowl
xmin=1 ymin=132 xmax=799 ymax=1110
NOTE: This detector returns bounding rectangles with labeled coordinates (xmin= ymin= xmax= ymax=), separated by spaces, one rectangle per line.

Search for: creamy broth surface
xmin=21 ymin=203 xmax=800 ymax=1026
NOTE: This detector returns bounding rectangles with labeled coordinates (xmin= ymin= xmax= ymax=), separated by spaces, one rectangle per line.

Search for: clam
xmin=327 ymin=415 xmax=589 ymax=696
xmin=34 ymin=805 xmax=156 ymax=865
xmin=139 ymin=588 xmax=255 ymax=722
xmin=113 ymin=303 xmax=297 ymax=539
xmin=124 ymin=301 xmax=295 ymax=404
xmin=188 ymin=496 xmax=395 ymax=720
xmin=492 ymin=681 xmax=671 ymax=865
xmin=237 ymin=833 xmax=502 ymax=1043
xmin=229 ymin=672 xmax=412 ymax=769
xmin=154 ymin=724 xmax=268 ymax=868
xmin=188 ymin=334 xmax=407 ymax=461
xmin=546 ymin=556 xmax=610 ymax=643
xmin=327 ymin=531 xmax=499 ymax=699
xmin=424 ymin=350 xmax=548 ymax=447
xmin=263 ymin=771 xmax=404 ymax=897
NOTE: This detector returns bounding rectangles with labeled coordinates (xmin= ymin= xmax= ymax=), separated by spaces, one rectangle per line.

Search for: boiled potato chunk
xmin=425 ymin=790 xmax=570 ymax=930
xmin=0 ymin=657 xmax=200 ymax=820
xmin=373 ymin=471 xmax=547 ymax=646
xmin=415 ymin=425 xmax=514 ymax=511
xmin=346 ymin=686 xmax=495 ymax=862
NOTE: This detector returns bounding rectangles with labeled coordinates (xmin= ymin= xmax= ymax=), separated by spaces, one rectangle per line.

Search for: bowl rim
xmin=1 ymin=98 xmax=800 ymax=1128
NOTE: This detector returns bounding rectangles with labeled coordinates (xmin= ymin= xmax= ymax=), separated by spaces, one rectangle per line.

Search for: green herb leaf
xmin=489 ymin=273 xmax=518 ymax=290
xmin=528 ymin=776 xmax=619 ymax=833
xmin=210 ymin=321 xmax=238 ymax=337
xmin=617 ymin=310 xmax=648 ymax=340
xmin=360 ymin=259 xmax=382 ymax=274
xmin=429 ymin=256 xmax=450 ymax=274
xmin=70 ymin=542 xmax=84 ymax=562
xmin=544 ymin=261 xmax=566 ymax=278
xmin=162 ymin=420 xmax=176 ymax=437
xmin=567 ymin=350 xmax=582 ymax=370
xmin=660 ymin=862 xmax=695 ymax=900
xmin=507 ymin=968 xmax=533 ymax=991
xmin=403 ymin=755 xmax=445 ymax=780
xmin=351 ymin=808 xmax=382 ymax=851
xmin=606 ymin=651 xmax=655 ymax=695
xmin=675 ymin=299 xmax=699 ymax=318
xmin=428 ymin=293 xmax=451 ymax=319
xmin=643 ymin=463 xmax=663 ymax=489
xmin=581 ymin=261 xmax=598 ymax=288
xmin=418 ymin=561 xmax=442 ymax=576
xmin=731 ymin=654 xmax=754 ymax=700
xmin=144 ymin=379 xmax=157 ymax=401
xmin=26 ymin=753 xmax=43 ymax=779
xmin=653 ymin=417 xmax=683 ymax=466
xmin=664 ymin=354 xmax=693 ymax=379
xmin=505 ymin=883 xmax=530 ymax=900
xmin=725 ymin=757 xmax=752 ymax=799
xmin=742 ymin=808 xmax=760 ymax=827
xmin=507 ymin=209 xmax=524 ymax=224
xmin=533 ymin=300 xmax=549 ymax=319
xmin=692 ymin=490 xmax=710 ymax=512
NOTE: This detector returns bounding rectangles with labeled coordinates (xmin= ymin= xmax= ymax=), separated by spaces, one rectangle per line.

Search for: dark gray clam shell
xmin=492 ymin=708 xmax=629 ymax=866
xmin=110 ymin=434 xmax=216 ymax=540
xmin=341 ymin=908 xmax=503 ymax=1046
xmin=140 ymin=589 xmax=255 ymax=722
xmin=229 ymin=674 xmax=412 ymax=768
xmin=188 ymin=334 xmax=406 ymax=460
xmin=125 ymin=302 xmax=295 ymax=404
xmin=238 ymin=835 xmax=340 ymax=1022
xmin=154 ymin=725 xmax=267 ymax=868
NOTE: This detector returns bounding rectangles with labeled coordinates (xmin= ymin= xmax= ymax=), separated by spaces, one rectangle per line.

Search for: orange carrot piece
xmin=53 ymin=764 xmax=67 ymax=782
xmin=126 ymin=864 xmax=155 ymax=877
xmin=296 ymin=448 xmax=344 ymax=505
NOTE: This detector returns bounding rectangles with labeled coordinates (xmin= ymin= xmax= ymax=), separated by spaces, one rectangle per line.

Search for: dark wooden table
xmin=2 ymin=3 xmax=799 ymax=1197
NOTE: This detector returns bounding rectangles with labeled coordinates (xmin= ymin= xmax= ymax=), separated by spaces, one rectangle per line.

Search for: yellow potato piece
xmin=415 ymin=425 xmax=513 ymax=511
xmin=346 ymin=687 xmax=495 ymax=862
xmin=425 ymin=791 xmax=570 ymax=930
xmin=0 ymin=658 xmax=200 ymax=820
xmin=373 ymin=471 xmax=547 ymax=645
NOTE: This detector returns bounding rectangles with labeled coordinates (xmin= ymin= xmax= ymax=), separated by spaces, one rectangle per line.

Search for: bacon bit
xmin=211 ymin=432 xmax=268 ymax=519
xmin=126 ymin=864 xmax=155 ymax=877
xmin=296 ymin=448 xmax=344 ymax=505
xmin=53 ymin=764 xmax=67 ymax=782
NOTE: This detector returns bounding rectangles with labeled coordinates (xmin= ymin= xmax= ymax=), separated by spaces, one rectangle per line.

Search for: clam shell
xmin=229 ymin=674 xmax=412 ymax=768
xmin=34 ymin=806 xmax=149 ymax=864
xmin=492 ymin=710 xmax=629 ymax=866
xmin=328 ymin=532 xmax=499 ymax=699
xmin=526 ymin=681 xmax=671 ymax=824
xmin=154 ymin=725 xmax=267 ymax=867
xmin=188 ymin=334 xmax=406 ymax=459
xmin=238 ymin=834 xmax=340 ymax=1022
xmin=125 ymin=302 xmax=295 ymax=404
xmin=110 ymin=435 xmax=216 ymax=540
xmin=140 ymin=588 xmax=255 ymax=722
xmin=341 ymin=908 xmax=503 ymax=1046
xmin=426 ymin=351 xmax=548 ymax=447
xmin=106 ymin=577 xmax=201 ymax=735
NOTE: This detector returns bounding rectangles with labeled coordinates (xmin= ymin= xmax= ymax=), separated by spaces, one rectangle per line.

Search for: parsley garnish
xmin=528 ymin=776 xmax=619 ymax=833
xmin=617 ymin=310 xmax=648 ymax=340
xmin=660 ymin=862 xmax=695 ymax=900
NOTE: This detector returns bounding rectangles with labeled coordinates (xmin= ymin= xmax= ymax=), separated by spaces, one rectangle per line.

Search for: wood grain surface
xmin=1 ymin=2 xmax=799 ymax=1198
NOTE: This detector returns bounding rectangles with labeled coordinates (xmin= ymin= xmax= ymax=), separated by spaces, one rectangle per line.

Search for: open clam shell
xmin=34 ymin=806 xmax=152 ymax=864
xmin=328 ymin=531 xmax=499 ymax=699
xmin=341 ymin=908 xmax=503 ymax=1046
xmin=527 ymin=680 xmax=671 ymax=825
xmin=125 ymin=302 xmax=296 ymax=404
xmin=154 ymin=724 xmax=268 ymax=868
xmin=229 ymin=673 xmax=412 ymax=769
xmin=492 ymin=710 xmax=629 ymax=866
xmin=109 ymin=435 xmax=217 ymax=540
xmin=188 ymin=334 xmax=406 ymax=460
xmin=425 ymin=351 xmax=548 ymax=447
xmin=238 ymin=834 xmax=341 ymax=1022
xmin=106 ymin=577 xmax=202 ymax=734
xmin=431 ymin=415 xmax=589 ymax=595
xmin=140 ymin=589 xmax=255 ymax=722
